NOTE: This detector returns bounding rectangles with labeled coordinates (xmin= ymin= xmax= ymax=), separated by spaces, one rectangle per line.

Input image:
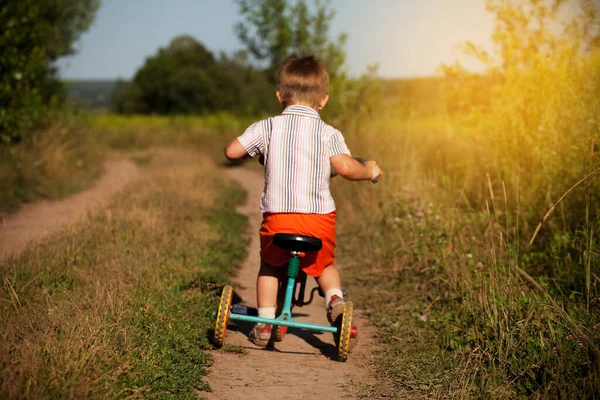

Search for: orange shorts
xmin=259 ymin=211 xmax=337 ymax=278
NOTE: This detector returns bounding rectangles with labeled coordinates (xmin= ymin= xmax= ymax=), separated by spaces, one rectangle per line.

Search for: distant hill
xmin=64 ymin=80 xmax=119 ymax=110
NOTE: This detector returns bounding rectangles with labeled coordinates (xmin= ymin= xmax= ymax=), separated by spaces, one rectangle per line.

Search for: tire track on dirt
xmin=0 ymin=159 xmax=140 ymax=261
xmin=202 ymin=166 xmax=376 ymax=400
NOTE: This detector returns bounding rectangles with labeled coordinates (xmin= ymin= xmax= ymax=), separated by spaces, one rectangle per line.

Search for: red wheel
xmin=213 ymin=285 xmax=233 ymax=348
xmin=275 ymin=325 xmax=287 ymax=341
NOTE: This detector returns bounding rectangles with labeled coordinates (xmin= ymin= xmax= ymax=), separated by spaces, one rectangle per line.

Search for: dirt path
xmin=0 ymin=159 xmax=140 ymax=261
xmin=203 ymin=167 xmax=376 ymax=400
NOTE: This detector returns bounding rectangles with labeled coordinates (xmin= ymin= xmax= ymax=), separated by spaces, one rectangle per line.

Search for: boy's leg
xmin=256 ymin=260 xmax=286 ymax=309
xmin=250 ymin=261 xmax=285 ymax=345
xmin=315 ymin=264 xmax=345 ymax=325
xmin=315 ymin=263 xmax=341 ymax=294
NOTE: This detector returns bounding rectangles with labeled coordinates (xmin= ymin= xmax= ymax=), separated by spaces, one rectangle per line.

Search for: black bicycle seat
xmin=273 ymin=233 xmax=322 ymax=253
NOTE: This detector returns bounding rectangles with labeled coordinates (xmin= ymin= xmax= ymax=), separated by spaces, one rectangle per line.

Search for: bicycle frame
xmin=228 ymin=251 xmax=338 ymax=334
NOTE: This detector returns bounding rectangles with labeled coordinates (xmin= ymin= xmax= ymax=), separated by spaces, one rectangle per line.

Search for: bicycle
xmin=213 ymin=157 xmax=377 ymax=362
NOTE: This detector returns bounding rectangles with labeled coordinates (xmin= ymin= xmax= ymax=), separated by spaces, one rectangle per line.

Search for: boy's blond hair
xmin=276 ymin=55 xmax=329 ymax=108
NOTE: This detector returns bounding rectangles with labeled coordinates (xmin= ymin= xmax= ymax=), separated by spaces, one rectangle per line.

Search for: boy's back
xmin=238 ymin=104 xmax=350 ymax=214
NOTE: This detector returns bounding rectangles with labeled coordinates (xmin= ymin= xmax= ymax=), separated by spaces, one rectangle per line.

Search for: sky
xmin=57 ymin=0 xmax=497 ymax=80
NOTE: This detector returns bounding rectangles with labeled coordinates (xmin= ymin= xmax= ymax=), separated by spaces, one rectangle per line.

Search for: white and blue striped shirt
xmin=237 ymin=105 xmax=351 ymax=214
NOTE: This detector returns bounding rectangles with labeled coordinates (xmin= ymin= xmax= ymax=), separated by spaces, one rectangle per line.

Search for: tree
xmin=234 ymin=0 xmax=347 ymax=82
xmin=112 ymin=36 xmax=242 ymax=115
xmin=0 ymin=0 xmax=100 ymax=143
xmin=218 ymin=50 xmax=279 ymax=114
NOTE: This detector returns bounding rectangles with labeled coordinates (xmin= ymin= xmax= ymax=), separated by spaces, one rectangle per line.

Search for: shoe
xmin=249 ymin=323 xmax=273 ymax=346
xmin=326 ymin=295 xmax=345 ymax=326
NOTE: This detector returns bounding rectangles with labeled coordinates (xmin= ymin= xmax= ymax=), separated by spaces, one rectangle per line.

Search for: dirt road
xmin=202 ymin=166 xmax=375 ymax=400
xmin=0 ymin=159 xmax=140 ymax=261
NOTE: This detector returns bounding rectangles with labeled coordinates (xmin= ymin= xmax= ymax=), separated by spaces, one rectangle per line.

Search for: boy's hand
xmin=365 ymin=160 xmax=383 ymax=182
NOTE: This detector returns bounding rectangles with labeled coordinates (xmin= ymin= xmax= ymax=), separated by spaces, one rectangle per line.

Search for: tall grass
xmin=333 ymin=1 xmax=600 ymax=397
xmin=0 ymin=120 xmax=103 ymax=212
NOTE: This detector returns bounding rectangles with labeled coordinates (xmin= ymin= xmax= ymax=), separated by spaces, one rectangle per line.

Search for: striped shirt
xmin=237 ymin=105 xmax=351 ymax=214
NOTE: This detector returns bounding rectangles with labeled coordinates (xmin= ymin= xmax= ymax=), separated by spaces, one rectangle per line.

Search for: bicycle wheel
xmin=337 ymin=301 xmax=354 ymax=362
xmin=213 ymin=285 xmax=233 ymax=348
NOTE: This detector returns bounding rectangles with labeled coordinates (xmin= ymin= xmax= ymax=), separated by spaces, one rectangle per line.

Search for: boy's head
xmin=276 ymin=55 xmax=329 ymax=110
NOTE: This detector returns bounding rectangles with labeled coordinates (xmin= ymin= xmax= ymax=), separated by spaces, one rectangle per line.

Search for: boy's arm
xmin=224 ymin=138 xmax=249 ymax=160
xmin=330 ymin=154 xmax=383 ymax=181
xmin=225 ymin=121 xmax=266 ymax=161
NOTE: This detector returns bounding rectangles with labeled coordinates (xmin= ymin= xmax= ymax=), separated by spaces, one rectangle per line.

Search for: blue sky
xmin=57 ymin=0 xmax=497 ymax=79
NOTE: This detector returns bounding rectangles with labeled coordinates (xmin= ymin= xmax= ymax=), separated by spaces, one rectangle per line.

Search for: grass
xmin=334 ymin=140 xmax=599 ymax=397
xmin=86 ymin=113 xmax=255 ymax=153
xmin=0 ymin=112 xmax=253 ymax=212
xmin=1 ymin=87 xmax=597 ymax=398
xmin=331 ymin=36 xmax=600 ymax=398
xmin=0 ymin=149 xmax=248 ymax=398
xmin=0 ymin=120 xmax=104 ymax=212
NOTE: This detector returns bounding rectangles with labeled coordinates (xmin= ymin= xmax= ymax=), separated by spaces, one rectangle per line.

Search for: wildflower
xmin=416 ymin=211 xmax=424 ymax=218
xmin=551 ymin=347 xmax=558 ymax=354
xmin=577 ymin=341 xmax=583 ymax=348
xmin=466 ymin=253 xmax=473 ymax=259
xmin=435 ymin=214 xmax=440 ymax=220
xmin=475 ymin=262 xmax=484 ymax=269
xmin=14 ymin=72 xmax=22 ymax=80
xmin=593 ymin=323 xmax=600 ymax=330
xmin=517 ymin=322 xmax=523 ymax=328
xmin=419 ymin=314 xmax=428 ymax=322
xmin=567 ymin=334 xmax=574 ymax=341
xmin=393 ymin=217 xmax=401 ymax=223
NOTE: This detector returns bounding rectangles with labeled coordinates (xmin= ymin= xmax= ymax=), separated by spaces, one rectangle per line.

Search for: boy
xmin=224 ymin=55 xmax=383 ymax=346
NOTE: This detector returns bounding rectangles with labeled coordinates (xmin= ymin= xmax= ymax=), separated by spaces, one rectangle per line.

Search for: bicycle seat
xmin=273 ymin=233 xmax=322 ymax=253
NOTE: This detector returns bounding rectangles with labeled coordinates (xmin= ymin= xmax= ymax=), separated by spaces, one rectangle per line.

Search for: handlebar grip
xmin=354 ymin=157 xmax=378 ymax=184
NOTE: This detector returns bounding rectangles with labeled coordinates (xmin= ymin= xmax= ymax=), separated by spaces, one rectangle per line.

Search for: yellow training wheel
xmin=213 ymin=285 xmax=233 ymax=348
xmin=337 ymin=301 xmax=353 ymax=362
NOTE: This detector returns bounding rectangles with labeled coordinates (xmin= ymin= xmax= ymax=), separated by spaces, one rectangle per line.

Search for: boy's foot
xmin=249 ymin=323 xmax=273 ymax=346
xmin=327 ymin=295 xmax=345 ymax=326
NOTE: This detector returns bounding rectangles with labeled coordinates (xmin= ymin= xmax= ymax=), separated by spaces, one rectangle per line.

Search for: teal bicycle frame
xmin=228 ymin=251 xmax=338 ymax=334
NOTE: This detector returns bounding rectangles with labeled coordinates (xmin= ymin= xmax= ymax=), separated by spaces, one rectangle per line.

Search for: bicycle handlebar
xmin=353 ymin=157 xmax=379 ymax=184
